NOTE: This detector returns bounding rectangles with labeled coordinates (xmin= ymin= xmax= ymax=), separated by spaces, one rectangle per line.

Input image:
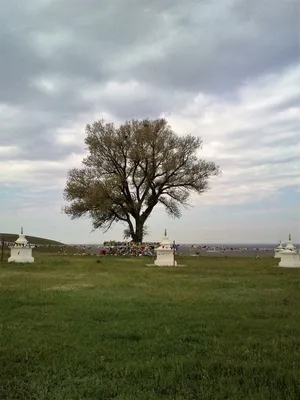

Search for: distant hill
xmin=0 ymin=233 xmax=64 ymax=246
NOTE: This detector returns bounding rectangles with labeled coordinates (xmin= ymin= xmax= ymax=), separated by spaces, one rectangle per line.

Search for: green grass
xmin=1 ymin=233 xmax=64 ymax=245
xmin=0 ymin=255 xmax=299 ymax=400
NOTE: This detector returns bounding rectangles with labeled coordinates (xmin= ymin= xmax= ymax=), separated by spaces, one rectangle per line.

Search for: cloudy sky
xmin=1 ymin=0 xmax=299 ymax=244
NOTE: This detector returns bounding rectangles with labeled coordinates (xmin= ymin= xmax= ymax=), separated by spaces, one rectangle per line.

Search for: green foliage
xmin=0 ymin=255 xmax=300 ymax=399
xmin=63 ymin=119 xmax=220 ymax=241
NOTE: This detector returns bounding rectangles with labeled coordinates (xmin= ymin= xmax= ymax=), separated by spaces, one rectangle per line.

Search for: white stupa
xmin=8 ymin=227 xmax=34 ymax=263
xmin=278 ymin=234 xmax=300 ymax=268
xmin=274 ymin=240 xmax=284 ymax=258
xmin=154 ymin=229 xmax=177 ymax=266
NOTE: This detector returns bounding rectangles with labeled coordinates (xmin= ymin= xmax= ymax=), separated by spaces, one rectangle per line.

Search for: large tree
xmin=63 ymin=118 xmax=220 ymax=242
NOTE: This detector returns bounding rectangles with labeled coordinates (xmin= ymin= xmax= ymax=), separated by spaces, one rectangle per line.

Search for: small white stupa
xmin=154 ymin=229 xmax=177 ymax=266
xmin=274 ymin=240 xmax=284 ymax=258
xmin=278 ymin=234 xmax=300 ymax=268
xmin=8 ymin=227 xmax=34 ymax=263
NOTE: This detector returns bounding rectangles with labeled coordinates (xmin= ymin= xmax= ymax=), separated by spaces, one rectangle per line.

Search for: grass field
xmin=0 ymin=255 xmax=299 ymax=400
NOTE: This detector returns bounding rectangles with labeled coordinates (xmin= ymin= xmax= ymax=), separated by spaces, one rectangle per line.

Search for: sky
xmin=1 ymin=0 xmax=299 ymax=244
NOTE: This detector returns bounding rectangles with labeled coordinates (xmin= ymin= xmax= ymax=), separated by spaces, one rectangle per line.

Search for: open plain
xmin=0 ymin=254 xmax=299 ymax=400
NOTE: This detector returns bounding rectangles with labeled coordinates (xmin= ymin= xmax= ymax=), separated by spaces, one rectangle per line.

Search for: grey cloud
xmin=0 ymin=0 xmax=299 ymax=166
xmin=1 ymin=105 xmax=83 ymax=161
xmin=128 ymin=1 xmax=299 ymax=93
xmin=0 ymin=27 xmax=45 ymax=104
xmin=3 ymin=0 xmax=297 ymax=101
xmin=97 ymin=89 xmax=191 ymax=120
xmin=230 ymin=115 xmax=300 ymax=142
xmin=268 ymin=96 xmax=300 ymax=114
xmin=100 ymin=97 xmax=167 ymax=121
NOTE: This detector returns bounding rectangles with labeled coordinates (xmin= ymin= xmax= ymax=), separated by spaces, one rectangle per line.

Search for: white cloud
xmin=169 ymin=64 xmax=300 ymax=206
xmin=0 ymin=145 xmax=21 ymax=157
xmin=0 ymin=153 xmax=84 ymax=187
xmin=53 ymin=110 xmax=116 ymax=146
xmin=81 ymin=80 xmax=145 ymax=102
xmin=31 ymin=30 xmax=74 ymax=59
xmin=240 ymin=64 xmax=300 ymax=110
xmin=2 ymin=64 xmax=300 ymax=213
xmin=30 ymin=74 xmax=71 ymax=95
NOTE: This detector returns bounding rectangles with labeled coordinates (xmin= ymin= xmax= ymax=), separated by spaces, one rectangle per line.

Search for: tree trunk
xmin=132 ymin=218 xmax=144 ymax=242
xmin=126 ymin=217 xmax=135 ymax=240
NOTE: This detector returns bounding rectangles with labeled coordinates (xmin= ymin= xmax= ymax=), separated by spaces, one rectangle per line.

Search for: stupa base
xmin=8 ymin=256 xmax=34 ymax=263
xmin=146 ymin=264 xmax=186 ymax=267
xmin=155 ymin=260 xmax=177 ymax=266
xmin=277 ymin=263 xmax=300 ymax=268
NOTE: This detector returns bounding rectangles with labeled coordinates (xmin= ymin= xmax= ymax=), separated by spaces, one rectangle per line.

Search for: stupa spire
xmin=21 ymin=227 xmax=23 ymax=235
xmin=285 ymin=233 xmax=295 ymax=251
xmin=164 ymin=228 xmax=167 ymax=237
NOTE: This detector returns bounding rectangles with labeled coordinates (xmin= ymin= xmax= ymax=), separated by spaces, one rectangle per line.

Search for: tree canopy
xmin=63 ymin=118 xmax=221 ymax=242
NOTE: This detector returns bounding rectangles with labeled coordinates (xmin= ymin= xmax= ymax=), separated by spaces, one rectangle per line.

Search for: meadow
xmin=0 ymin=254 xmax=299 ymax=400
